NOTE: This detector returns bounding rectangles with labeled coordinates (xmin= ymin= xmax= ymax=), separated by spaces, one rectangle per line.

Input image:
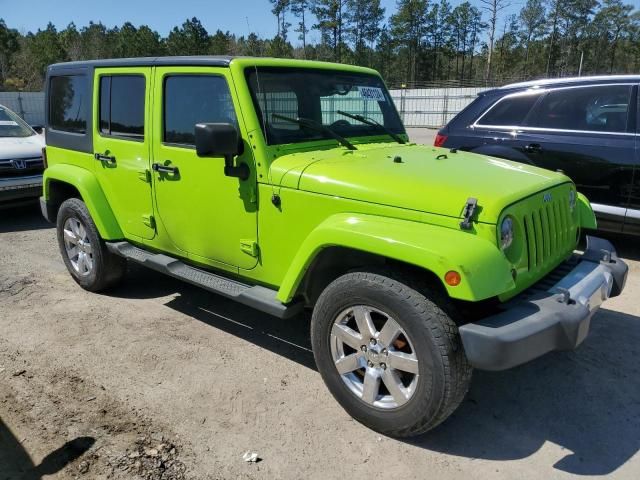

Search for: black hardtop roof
xmin=48 ymin=55 xmax=237 ymax=71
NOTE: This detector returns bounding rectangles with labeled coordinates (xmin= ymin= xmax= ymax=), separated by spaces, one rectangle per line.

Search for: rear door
xmin=516 ymin=83 xmax=636 ymax=232
xmin=93 ymin=68 xmax=155 ymax=240
xmin=469 ymin=91 xmax=544 ymax=162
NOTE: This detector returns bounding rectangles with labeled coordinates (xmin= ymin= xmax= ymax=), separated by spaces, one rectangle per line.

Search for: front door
xmin=152 ymin=67 xmax=258 ymax=270
xmin=93 ymin=68 xmax=155 ymax=240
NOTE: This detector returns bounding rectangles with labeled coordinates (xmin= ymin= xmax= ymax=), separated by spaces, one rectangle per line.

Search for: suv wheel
xmin=56 ymin=198 xmax=126 ymax=292
xmin=311 ymin=270 xmax=472 ymax=437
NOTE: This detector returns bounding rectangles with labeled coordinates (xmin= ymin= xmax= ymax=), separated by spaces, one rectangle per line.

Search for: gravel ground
xmin=1 ymin=203 xmax=639 ymax=479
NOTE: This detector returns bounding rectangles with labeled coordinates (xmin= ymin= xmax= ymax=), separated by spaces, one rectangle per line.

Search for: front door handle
xmin=524 ymin=143 xmax=542 ymax=154
xmin=94 ymin=152 xmax=116 ymax=165
xmin=152 ymin=163 xmax=179 ymax=175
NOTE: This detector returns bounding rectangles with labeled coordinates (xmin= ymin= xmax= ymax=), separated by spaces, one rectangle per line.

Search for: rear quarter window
xmin=49 ymin=75 xmax=89 ymax=134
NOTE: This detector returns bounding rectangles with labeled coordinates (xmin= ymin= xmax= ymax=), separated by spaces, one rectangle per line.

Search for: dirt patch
xmin=0 ymin=343 xmax=192 ymax=479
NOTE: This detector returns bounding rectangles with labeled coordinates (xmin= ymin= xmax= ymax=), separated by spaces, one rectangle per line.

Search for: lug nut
xmin=370 ymin=338 xmax=377 ymax=346
xmin=381 ymin=349 xmax=388 ymax=355
xmin=367 ymin=361 xmax=374 ymax=368
xmin=361 ymin=345 xmax=367 ymax=352
xmin=380 ymin=363 xmax=387 ymax=370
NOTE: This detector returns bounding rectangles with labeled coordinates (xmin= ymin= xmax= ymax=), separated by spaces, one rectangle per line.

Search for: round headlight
xmin=500 ymin=217 xmax=514 ymax=250
xmin=569 ymin=189 xmax=576 ymax=212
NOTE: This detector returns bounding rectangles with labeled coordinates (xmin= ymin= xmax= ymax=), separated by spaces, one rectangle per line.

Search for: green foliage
xmin=1 ymin=0 xmax=639 ymax=91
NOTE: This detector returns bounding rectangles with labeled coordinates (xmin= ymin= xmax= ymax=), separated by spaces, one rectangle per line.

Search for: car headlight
xmin=500 ymin=216 xmax=514 ymax=250
xmin=569 ymin=189 xmax=576 ymax=212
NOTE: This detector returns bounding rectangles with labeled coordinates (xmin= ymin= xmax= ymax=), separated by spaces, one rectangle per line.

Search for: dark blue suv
xmin=436 ymin=76 xmax=639 ymax=235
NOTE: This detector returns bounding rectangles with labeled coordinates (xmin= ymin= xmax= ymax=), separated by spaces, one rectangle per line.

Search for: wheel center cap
xmin=366 ymin=343 xmax=385 ymax=364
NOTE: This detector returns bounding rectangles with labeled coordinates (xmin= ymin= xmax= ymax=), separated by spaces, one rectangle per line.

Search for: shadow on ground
xmin=0 ymin=418 xmax=94 ymax=479
xmin=109 ymin=263 xmax=316 ymax=370
xmin=0 ymin=203 xmax=51 ymax=234
xmin=110 ymin=263 xmax=640 ymax=476
xmin=414 ymin=308 xmax=640 ymax=476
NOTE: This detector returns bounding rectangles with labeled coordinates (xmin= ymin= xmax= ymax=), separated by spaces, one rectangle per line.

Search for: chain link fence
xmin=0 ymin=92 xmax=45 ymax=125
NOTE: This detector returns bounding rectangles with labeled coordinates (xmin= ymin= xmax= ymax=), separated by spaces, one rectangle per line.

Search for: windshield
xmin=0 ymin=105 xmax=34 ymax=138
xmin=246 ymin=67 xmax=405 ymax=146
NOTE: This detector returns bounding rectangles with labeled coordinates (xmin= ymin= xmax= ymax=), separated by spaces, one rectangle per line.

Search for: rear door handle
xmin=94 ymin=152 xmax=116 ymax=165
xmin=524 ymin=143 xmax=542 ymax=153
xmin=152 ymin=163 xmax=179 ymax=175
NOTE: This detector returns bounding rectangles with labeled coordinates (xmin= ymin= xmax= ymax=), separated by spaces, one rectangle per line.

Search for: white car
xmin=0 ymin=104 xmax=45 ymax=208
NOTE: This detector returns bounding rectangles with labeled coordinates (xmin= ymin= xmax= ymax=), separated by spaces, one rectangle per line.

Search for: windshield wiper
xmin=271 ymin=113 xmax=357 ymax=150
xmin=336 ymin=110 xmax=405 ymax=144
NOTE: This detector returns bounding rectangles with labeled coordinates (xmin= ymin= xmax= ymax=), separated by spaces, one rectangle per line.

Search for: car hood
xmin=0 ymin=134 xmax=45 ymax=159
xmin=269 ymin=143 xmax=569 ymax=224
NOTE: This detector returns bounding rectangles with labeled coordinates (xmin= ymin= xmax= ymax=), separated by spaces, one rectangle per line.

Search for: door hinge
xmin=138 ymin=169 xmax=151 ymax=183
xmin=142 ymin=214 xmax=156 ymax=229
xmin=240 ymin=239 xmax=259 ymax=257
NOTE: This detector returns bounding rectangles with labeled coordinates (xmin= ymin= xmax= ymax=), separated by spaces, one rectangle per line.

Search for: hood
xmin=269 ymin=143 xmax=569 ymax=224
xmin=0 ymin=134 xmax=45 ymax=159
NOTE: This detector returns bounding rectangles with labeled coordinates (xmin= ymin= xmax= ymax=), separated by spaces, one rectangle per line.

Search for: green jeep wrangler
xmin=41 ymin=56 xmax=628 ymax=437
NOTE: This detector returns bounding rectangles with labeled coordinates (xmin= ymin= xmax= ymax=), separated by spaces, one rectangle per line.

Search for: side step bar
xmin=106 ymin=241 xmax=303 ymax=319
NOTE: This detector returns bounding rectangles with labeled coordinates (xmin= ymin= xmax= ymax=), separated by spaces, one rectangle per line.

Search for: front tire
xmin=311 ymin=270 xmax=472 ymax=437
xmin=56 ymin=198 xmax=126 ymax=292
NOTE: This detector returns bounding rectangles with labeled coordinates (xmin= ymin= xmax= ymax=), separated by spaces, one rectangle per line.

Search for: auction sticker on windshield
xmin=0 ymin=121 xmax=19 ymax=126
xmin=359 ymin=87 xmax=386 ymax=102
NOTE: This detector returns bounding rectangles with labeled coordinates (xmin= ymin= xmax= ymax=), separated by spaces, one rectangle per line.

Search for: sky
xmin=1 ymin=0 xmax=526 ymax=44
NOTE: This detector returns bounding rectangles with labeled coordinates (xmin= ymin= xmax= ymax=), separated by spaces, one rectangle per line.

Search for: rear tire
xmin=56 ymin=198 xmax=126 ymax=292
xmin=311 ymin=269 xmax=472 ymax=437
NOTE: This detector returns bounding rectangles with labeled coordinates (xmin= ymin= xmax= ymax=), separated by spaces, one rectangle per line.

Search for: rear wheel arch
xmin=46 ymin=179 xmax=82 ymax=215
xmin=43 ymin=166 xmax=123 ymax=239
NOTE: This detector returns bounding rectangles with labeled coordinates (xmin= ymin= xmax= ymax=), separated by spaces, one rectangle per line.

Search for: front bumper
xmin=0 ymin=175 xmax=42 ymax=206
xmin=459 ymin=236 xmax=628 ymax=371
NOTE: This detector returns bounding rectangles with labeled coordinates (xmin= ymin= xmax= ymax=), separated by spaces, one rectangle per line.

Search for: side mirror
xmin=31 ymin=125 xmax=44 ymax=134
xmin=194 ymin=123 xmax=248 ymax=180
xmin=195 ymin=123 xmax=240 ymax=157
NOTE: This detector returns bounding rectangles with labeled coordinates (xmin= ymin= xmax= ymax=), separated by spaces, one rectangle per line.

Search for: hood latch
xmin=460 ymin=198 xmax=478 ymax=230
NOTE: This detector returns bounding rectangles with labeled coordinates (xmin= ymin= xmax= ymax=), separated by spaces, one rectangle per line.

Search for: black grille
xmin=522 ymin=196 xmax=574 ymax=273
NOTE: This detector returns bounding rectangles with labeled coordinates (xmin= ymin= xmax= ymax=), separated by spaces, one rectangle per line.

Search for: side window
xmin=50 ymin=75 xmax=88 ymax=133
xmin=99 ymin=75 xmax=146 ymax=139
xmin=476 ymin=93 xmax=541 ymax=127
xmin=164 ymin=75 xmax=237 ymax=145
xmin=526 ymin=85 xmax=632 ymax=133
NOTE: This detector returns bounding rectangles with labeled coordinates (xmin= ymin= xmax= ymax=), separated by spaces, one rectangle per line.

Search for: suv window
xmin=99 ymin=75 xmax=145 ymax=139
xmin=476 ymin=93 xmax=541 ymax=127
xmin=164 ymin=75 xmax=237 ymax=146
xmin=526 ymin=85 xmax=632 ymax=133
xmin=49 ymin=75 xmax=88 ymax=133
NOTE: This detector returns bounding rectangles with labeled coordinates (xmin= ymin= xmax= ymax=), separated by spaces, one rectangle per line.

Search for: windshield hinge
xmin=460 ymin=198 xmax=478 ymax=230
xmin=240 ymin=239 xmax=259 ymax=257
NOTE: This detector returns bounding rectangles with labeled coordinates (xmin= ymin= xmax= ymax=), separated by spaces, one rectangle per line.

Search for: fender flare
xmin=43 ymin=164 xmax=123 ymax=239
xmin=577 ymin=192 xmax=597 ymax=230
xmin=276 ymin=213 xmax=515 ymax=303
